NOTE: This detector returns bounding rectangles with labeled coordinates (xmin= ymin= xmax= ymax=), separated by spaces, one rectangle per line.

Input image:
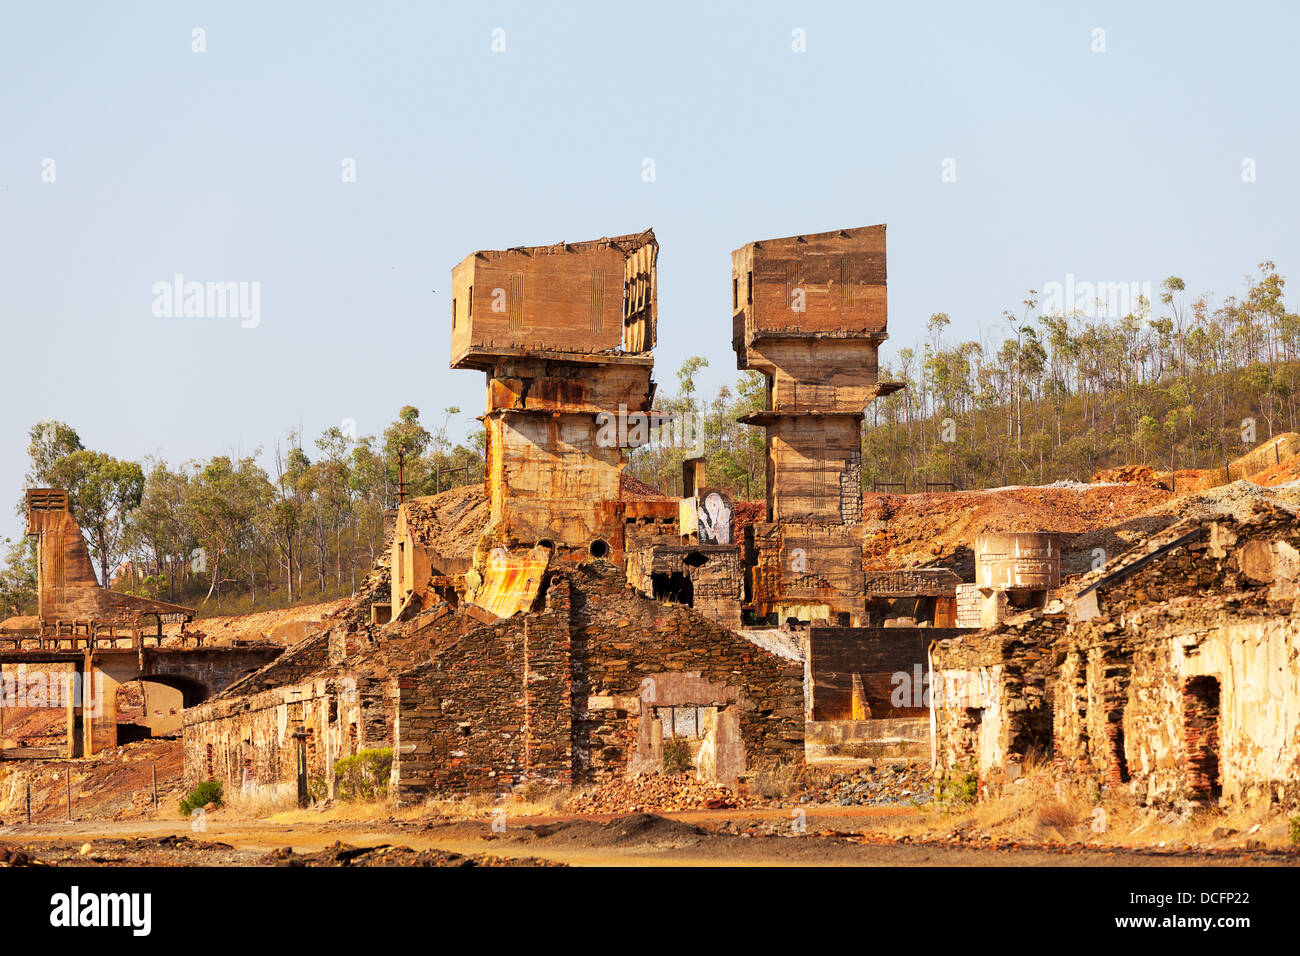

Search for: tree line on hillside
xmin=1 ymin=261 xmax=1292 ymax=616
xmin=866 ymin=262 xmax=1299 ymax=490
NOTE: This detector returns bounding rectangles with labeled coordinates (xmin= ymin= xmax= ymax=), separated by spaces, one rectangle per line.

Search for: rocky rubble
xmin=258 ymin=840 xmax=562 ymax=867
xmin=564 ymin=773 xmax=764 ymax=813
xmin=561 ymin=764 xmax=934 ymax=814
xmin=799 ymin=764 xmax=934 ymax=807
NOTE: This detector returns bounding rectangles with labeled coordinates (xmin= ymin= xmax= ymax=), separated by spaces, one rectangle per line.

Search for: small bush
xmin=334 ymin=747 xmax=393 ymax=802
xmin=937 ymin=771 xmax=978 ymax=806
xmin=179 ymin=780 xmax=223 ymax=817
xmin=307 ymin=774 xmax=329 ymax=803
xmin=662 ymin=737 xmax=692 ymax=775
xmin=1289 ymin=815 xmax=1300 ymax=846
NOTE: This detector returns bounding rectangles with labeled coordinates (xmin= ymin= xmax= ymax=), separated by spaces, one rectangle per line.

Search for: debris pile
xmin=0 ymin=845 xmax=46 ymax=866
xmin=187 ymin=600 xmax=345 ymax=646
xmin=258 ymin=841 xmax=562 ymax=867
xmin=564 ymin=773 xmax=763 ymax=813
xmin=800 ymin=764 xmax=934 ymax=807
xmin=862 ymin=484 xmax=1171 ymax=574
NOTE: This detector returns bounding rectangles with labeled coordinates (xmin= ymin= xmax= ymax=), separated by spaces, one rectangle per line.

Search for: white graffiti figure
xmin=698 ymin=492 xmax=732 ymax=545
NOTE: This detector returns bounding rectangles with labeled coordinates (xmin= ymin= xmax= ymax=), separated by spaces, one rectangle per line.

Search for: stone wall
xmin=624 ymin=544 xmax=743 ymax=628
xmin=183 ymin=667 xmax=392 ymax=800
xmin=390 ymin=562 xmax=804 ymax=803
xmin=933 ymin=512 xmax=1300 ymax=811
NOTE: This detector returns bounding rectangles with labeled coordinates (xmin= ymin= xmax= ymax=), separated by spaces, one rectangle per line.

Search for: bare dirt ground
xmin=2 ymin=809 xmax=1295 ymax=867
xmin=1 ymin=744 xmax=1296 ymax=867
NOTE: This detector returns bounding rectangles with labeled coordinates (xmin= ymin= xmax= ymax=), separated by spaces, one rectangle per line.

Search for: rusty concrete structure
xmin=863 ymin=567 xmax=963 ymax=627
xmin=932 ymin=509 xmax=1300 ymax=811
xmin=2 ymin=489 xmax=281 ymax=758
xmin=25 ymin=488 xmax=196 ymax=637
xmin=971 ymin=531 xmax=1062 ymax=627
xmin=451 ymin=230 xmax=658 ymax=565
xmin=733 ymin=226 xmax=902 ymax=627
xmin=184 ymin=228 xmax=811 ymax=801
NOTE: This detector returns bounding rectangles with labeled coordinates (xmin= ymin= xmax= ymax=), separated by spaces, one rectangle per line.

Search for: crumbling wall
xmin=569 ymin=564 xmax=803 ymax=783
xmin=750 ymin=522 xmax=865 ymax=625
xmin=391 ymin=577 xmax=572 ymax=802
xmin=390 ymin=563 xmax=803 ymax=802
xmin=624 ymin=544 xmax=743 ymax=628
xmin=931 ymin=616 xmax=1058 ymax=795
xmin=183 ymin=626 xmax=394 ymax=799
xmin=939 ymin=512 xmax=1300 ymax=810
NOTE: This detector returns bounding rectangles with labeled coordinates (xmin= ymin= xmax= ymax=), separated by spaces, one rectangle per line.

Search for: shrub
xmin=1289 ymin=815 xmax=1300 ymax=846
xmin=662 ymin=737 xmax=692 ymax=775
xmin=179 ymin=780 xmax=223 ymax=817
xmin=307 ymin=774 xmax=329 ymax=803
xmin=334 ymin=747 xmax=393 ymax=802
xmin=937 ymin=771 xmax=978 ymax=806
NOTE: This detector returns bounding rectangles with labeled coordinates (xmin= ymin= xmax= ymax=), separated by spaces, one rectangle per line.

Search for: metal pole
xmin=152 ymin=764 xmax=158 ymax=810
xmin=25 ymin=781 xmax=31 ymax=824
xmin=66 ymin=773 xmax=72 ymax=822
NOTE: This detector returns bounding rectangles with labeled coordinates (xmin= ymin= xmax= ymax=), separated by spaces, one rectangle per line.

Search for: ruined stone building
xmin=932 ymin=507 xmax=1300 ymax=811
xmin=168 ymin=224 xmax=1299 ymax=815
xmin=732 ymin=226 xmax=902 ymax=627
xmin=623 ymin=458 xmax=744 ymax=629
xmin=183 ymin=229 xmax=808 ymax=801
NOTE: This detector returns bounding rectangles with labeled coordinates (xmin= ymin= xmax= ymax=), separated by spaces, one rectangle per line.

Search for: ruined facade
xmin=621 ymin=459 xmax=744 ymax=628
xmin=863 ymin=567 xmax=963 ymax=627
xmin=732 ymin=226 xmax=901 ymax=626
xmin=932 ymin=509 xmax=1300 ymax=811
xmin=390 ymin=563 xmax=803 ymax=801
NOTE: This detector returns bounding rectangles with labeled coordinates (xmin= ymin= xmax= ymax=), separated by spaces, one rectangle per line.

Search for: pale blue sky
xmin=2 ymin=1 xmax=1296 ymax=540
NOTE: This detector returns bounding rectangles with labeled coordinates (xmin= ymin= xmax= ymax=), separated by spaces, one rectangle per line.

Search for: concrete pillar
xmin=66 ymin=661 xmax=80 ymax=758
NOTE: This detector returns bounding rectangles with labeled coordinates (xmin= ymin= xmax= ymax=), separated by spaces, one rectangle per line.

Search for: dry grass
xmin=866 ymin=755 xmax=1297 ymax=850
xmin=1034 ymin=798 xmax=1085 ymax=830
xmin=261 ymin=784 xmax=578 ymax=826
